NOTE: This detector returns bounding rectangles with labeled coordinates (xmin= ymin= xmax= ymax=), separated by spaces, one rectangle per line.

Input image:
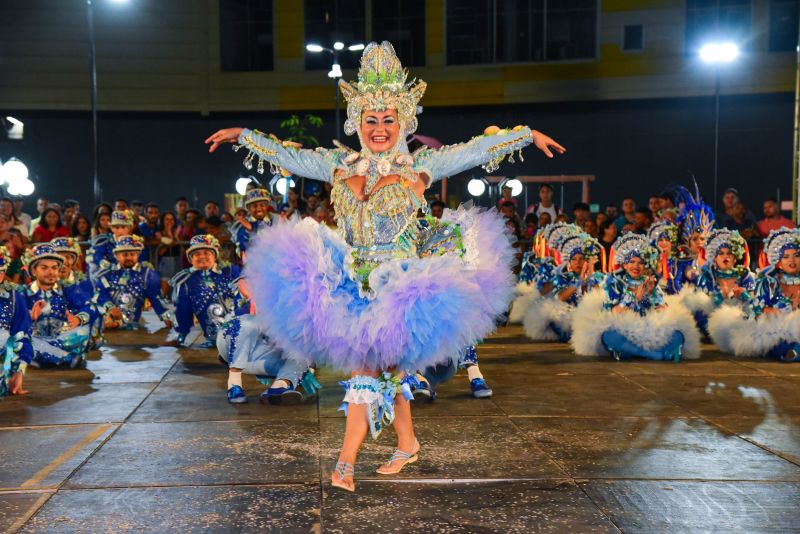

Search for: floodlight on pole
xmin=328 ymin=63 xmax=343 ymax=79
xmin=348 ymin=44 xmax=365 ymax=51
xmin=4 ymin=116 xmax=24 ymax=140
xmin=699 ymin=41 xmax=740 ymax=210
xmin=333 ymin=41 xmax=344 ymax=51
xmin=505 ymin=178 xmax=523 ymax=197
xmin=306 ymin=44 xmax=324 ymax=53
xmin=700 ymin=42 xmax=740 ymax=64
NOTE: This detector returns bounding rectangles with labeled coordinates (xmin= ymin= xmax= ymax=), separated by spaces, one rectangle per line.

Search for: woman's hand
xmin=531 ymin=130 xmax=566 ymax=159
xmin=66 ymin=311 xmax=81 ymax=329
xmin=205 ymin=128 xmax=244 ymax=153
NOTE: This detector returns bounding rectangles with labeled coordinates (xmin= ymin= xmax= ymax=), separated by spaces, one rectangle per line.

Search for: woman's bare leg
xmin=391 ymin=393 xmax=416 ymax=453
xmin=332 ymin=370 xmax=374 ymax=491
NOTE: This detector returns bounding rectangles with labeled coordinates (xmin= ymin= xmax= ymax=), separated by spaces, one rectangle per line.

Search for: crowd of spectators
xmin=0 ymin=185 xmax=338 ymax=282
xmin=0 ymin=182 xmax=795 ymax=282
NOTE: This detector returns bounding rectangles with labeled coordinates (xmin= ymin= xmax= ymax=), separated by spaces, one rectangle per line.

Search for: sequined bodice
xmin=0 ymin=287 xmax=14 ymax=331
xmin=331 ymin=178 xmax=422 ymax=255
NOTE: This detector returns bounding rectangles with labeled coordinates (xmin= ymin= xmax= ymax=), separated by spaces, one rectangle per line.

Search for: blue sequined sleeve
xmin=602 ymin=274 xmax=621 ymax=310
xmin=237 ymin=129 xmax=341 ymax=183
xmin=753 ymin=271 xmax=792 ymax=315
xmin=412 ymin=127 xmax=533 ymax=183
xmin=174 ymin=282 xmax=193 ymax=336
xmin=10 ymin=291 xmax=33 ymax=365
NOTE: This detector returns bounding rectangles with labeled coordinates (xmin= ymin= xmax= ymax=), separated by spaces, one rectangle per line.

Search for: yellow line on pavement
xmin=5 ymin=492 xmax=51 ymax=534
xmin=20 ymin=423 xmax=113 ymax=489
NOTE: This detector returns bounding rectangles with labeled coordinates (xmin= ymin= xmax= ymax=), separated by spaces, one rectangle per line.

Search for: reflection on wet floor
xmin=1 ymin=324 xmax=799 ymax=532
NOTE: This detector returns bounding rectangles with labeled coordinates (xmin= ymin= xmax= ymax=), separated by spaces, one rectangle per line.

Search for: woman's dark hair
xmin=160 ymin=210 xmax=177 ymax=230
xmin=71 ymin=213 xmax=91 ymax=238
xmin=92 ymin=202 xmax=113 ymax=220
xmin=40 ymin=207 xmax=63 ymax=229
xmin=600 ymin=220 xmax=616 ymax=236
xmin=524 ymin=213 xmax=538 ymax=225
xmin=92 ymin=211 xmax=111 ymax=234
xmin=505 ymin=217 xmax=521 ymax=237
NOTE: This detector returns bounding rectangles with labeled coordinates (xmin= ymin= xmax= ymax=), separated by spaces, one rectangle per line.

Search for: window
xmin=371 ymin=0 xmax=425 ymax=67
xmin=446 ymin=0 xmax=597 ymax=65
xmin=304 ymin=0 xmax=366 ymax=70
xmin=769 ymin=0 xmax=799 ymax=51
xmin=219 ymin=0 xmax=274 ymax=72
xmin=685 ymin=0 xmax=751 ymax=53
xmin=623 ymin=24 xmax=644 ymax=51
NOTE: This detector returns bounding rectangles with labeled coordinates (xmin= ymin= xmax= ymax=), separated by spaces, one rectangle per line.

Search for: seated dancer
xmin=206 ymin=41 xmax=564 ymax=492
xmin=52 ymin=237 xmax=103 ymax=348
xmin=523 ymin=232 xmax=604 ymax=342
xmin=231 ymin=185 xmax=273 ymax=258
xmin=95 ymin=235 xmax=172 ymax=331
xmin=647 ymin=221 xmax=683 ymax=295
xmin=86 ymin=209 xmax=138 ymax=281
xmin=686 ymin=229 xmax=754 ymax=336
xmin=672 ymin=185 xmax=715 ymax=285
xmin=708 ymin=227 xmax=800 ymax=361
xmin=412 ymin=344 xmax=493 ymax=402
xmin=170 ymin=234 xmax=247 ymax=348
xmin=571 ymin=233 xmax=701 ymax=362
xmin=22 ymin=244 xmax=97 ymax=368
xmin=51 ymin=237 xmax=93 ymax=296
xmin=0 ymin=245 xmax=33 ymax=396
xmin=217 ymin=314 xmax=320 ymax=404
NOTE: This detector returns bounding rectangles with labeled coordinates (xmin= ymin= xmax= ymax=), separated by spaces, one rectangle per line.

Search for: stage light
xmin=306 ymin=44 xmax=324 ymax=53
xmin=348 ymin=44 xmax=365 ymax=51
xmin=333 ymin=42 xmax=344 ymax=51
xmin=276 ymin=177 xmax=296 ymax=196
xmin=700 ymin=42 xmax=739 ymax=63
xmin=235 ymin=177 xmax=253 ymax=195
xmin=505 ymin=179 xmax=523 ymax=197
xmin=3 ymin=158 xmax=29 ymax=187
xmin=467 ymin=178 xmax=486 ymax=197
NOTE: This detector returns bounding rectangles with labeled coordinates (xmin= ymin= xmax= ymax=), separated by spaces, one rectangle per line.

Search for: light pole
xmin=699 ymin=42 xmax=740 ymax=210
xmin=305 ymin=42 xmax=365 ymax=139
xmin=86 ymin=0 xmax=129 ymax=205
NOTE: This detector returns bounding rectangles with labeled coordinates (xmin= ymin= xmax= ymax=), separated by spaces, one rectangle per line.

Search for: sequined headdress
xmin=339 ymin=41 xmax=426 ymax=146
xmin=113 ymin=235 xmax=145 ymax=254
xmin=705 ymin=229 xmax=746 ymax=262
xmin=647 ymin=221 xmax=679 ymax=247
xmin=671 ymin=184 xmax=714 ymax=245
xmin=0 ymin=245 xmax=11 ymax=274
xmin=611 ymin=234 xmax=659 ymax=270
xmin=25 ymin=243 xmax=64 ymax=269
xmin=110 ymin=209 xmax=136 ymax=228
xmin=558 ymin=234 xmax=601 ymax=263
xmin=764 ymin=227 xmax=800 ymax=266
xmin=51 ymin=237 xmax=82 ymax=259
xmin=186 ymin=234 xmax=220 ymax=259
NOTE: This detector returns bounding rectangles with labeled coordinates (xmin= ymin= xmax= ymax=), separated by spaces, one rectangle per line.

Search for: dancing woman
xmin=206 ymin=42 xmax=565 ymax=491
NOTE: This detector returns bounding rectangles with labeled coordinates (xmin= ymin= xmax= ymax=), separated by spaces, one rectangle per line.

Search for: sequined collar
xmin=190 ymin=266 xmax=221 ymax=275
xmin=780 ymin=273 xmax=800 ymax=286
xmin=29 ymin=281 xmax=60 ymax=294
xmin=623 ymin=273 xmax=644 ymax=287
xmin=715 ymin=268 xmax=738 ymax=279
xmin=113 ymin=263 xmax=142 ymax=272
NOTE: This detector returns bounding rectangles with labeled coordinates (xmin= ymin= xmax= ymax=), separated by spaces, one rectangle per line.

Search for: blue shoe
xmin=412 ymin=379 xmax=437 ymax=402
xmin=197 ymin=339 xmax=216 ymax=349
xmin=227 ymin=385 xmax=247 ymax=404
xmin=781 ymin=347 xmax=800 ymax=363
xmin=260 ymin=382 xmax=303 ymax=405
xmin=470 ymin=378 xmax=493 ymax=399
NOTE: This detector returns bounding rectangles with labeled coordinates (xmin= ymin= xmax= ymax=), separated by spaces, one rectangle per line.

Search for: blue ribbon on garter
xmin=299 ymin=370 xmax=322 ymax=396
xmin=337 ymin=373 xmax=420 ymax=436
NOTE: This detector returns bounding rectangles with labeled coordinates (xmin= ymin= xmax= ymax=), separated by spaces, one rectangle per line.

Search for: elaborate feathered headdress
xmin=647 ymin=221 xmax=679 ymax=247
xmin=558 ymin=234 xmax=601 ymax=263
xmin=705 ymin=229 xmax=747 ymax=263
xmin=670 ymin=183 xmax=715 ymax=245
xmin=611 ymin=233 xmax=659 ymax=270
xmin=338 ymin=42 xmax=426 ymax=143
xmin=764 ymin=227 xmax=800 ymax=266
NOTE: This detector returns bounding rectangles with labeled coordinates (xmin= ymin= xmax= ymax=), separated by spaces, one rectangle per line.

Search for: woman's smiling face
xmin=361 ymin=109 xmax=400 ymax=154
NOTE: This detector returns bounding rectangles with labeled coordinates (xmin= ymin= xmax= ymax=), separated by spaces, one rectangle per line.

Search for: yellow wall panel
xmin=275 ymin=0 xmax=304 ymax=59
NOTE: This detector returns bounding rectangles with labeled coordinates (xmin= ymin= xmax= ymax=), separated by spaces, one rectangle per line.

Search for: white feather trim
xmin=708 ymin=306 xmax=800 ymax=357
xmin=570 ymin=290 xmax=702 ymax=359
xmin=664 ymin=286 xmax=715 ymax=316
xmin=508 ymin=283 xmax=541 ymax=324
xmin=523 ymin=297 xmax=573 ymax=341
